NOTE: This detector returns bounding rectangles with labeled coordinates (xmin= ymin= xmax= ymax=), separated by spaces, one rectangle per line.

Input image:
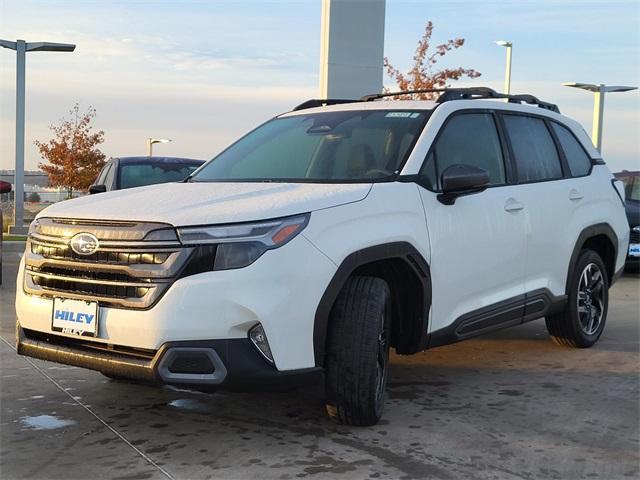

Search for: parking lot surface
xmin=1 ymin=242 xmax=638 ymax=480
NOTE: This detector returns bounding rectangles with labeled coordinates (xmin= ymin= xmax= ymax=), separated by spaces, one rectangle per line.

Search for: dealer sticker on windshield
xmin=629 ymin=243 xmax=640 ymax=257
xmin=385 ymin=112 xmax=421 ymax=118
xmin=52 ymin=298 xmax=99 ymax=337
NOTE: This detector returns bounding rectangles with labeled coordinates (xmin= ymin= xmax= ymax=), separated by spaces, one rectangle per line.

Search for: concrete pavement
xmin=1 ymin=241 xmax=638 ymax=479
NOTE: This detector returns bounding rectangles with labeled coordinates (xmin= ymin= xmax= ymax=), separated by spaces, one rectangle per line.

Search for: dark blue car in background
xmin=89 ymin=156 xmax=204 ymax=194
xmin=614 ymin=170 xmax=640 ymax=269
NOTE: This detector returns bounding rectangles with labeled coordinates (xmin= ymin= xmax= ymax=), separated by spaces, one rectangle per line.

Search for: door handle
xmin=504 ymin=198 xmax=524 ymax=212
xmin=569 ymin=189 xmax=584 ymax=201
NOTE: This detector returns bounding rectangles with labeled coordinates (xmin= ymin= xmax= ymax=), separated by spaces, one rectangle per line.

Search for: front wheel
xmin=546 ymin=249 xmax=609 ymax=348
xmin=325 ymin=276 xmax=391 ymax=426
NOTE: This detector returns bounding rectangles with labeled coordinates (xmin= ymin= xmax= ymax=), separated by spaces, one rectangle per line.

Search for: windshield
xmin=119 ymin=163 xmax=200 ymax=189
xmin=192 ymin=110 xmax=429 ymax=183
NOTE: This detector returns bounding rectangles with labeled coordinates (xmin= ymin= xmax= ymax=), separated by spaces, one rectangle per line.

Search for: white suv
xmin=16 ymin=88 xmax=629 ymax=426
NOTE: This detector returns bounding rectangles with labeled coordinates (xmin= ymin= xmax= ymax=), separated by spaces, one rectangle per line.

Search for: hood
xmin=37 ymin=182 xmax=372 ymax=226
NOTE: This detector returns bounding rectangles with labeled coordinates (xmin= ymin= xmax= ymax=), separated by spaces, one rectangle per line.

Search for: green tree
xmin=27 ymin=192 xmax=41 ymax=203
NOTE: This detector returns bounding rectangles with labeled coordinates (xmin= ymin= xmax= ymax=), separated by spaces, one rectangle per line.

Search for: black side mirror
xmin=438 ymin=164 xmax=490 ymax=205
xmin=89 ymin=184 xmax=107 ymax=195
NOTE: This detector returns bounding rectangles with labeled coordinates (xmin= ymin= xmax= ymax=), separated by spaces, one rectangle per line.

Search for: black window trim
xmin=415 ymin=108 xmax=511 ymax=193
xmin=543 ymin=117 xmax=572 ymax=178
xmin=110 ymin=159 xmax=120 ymax=190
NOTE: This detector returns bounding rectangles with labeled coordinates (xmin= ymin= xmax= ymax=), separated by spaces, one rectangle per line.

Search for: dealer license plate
xmin=52 ymin=298 xmax=99 ymax=337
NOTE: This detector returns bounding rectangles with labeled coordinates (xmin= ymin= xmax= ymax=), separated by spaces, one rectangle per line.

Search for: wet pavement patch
xmin=20 ymin=414 xmax=75 ymax=430
xmin=167 ymin=398 xmax=212 ymax=412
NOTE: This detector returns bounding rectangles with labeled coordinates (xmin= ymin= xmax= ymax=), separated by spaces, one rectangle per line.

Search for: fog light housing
xmin=249 ymin=323 xmax=274 ymax=365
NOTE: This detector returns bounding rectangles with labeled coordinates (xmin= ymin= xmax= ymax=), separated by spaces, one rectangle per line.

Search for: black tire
xmin=546 ymin=249 xmax=609 ymax=348
xmin=324 ymin=276 xmax=391 ymax=426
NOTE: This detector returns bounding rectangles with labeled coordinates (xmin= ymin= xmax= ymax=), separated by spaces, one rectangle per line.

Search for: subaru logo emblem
xmin=69 ymin=232 xmax=99 ymax=255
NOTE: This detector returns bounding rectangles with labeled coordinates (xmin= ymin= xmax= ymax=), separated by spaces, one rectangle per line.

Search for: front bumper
xmin=16 ymin=324 xmax=321 ymax=390
xmin=16 ymin=234 xmax=337 ymax=371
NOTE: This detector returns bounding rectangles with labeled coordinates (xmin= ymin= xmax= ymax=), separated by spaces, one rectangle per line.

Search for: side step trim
xmin=428 ymin=288 xmax=567 ymax=349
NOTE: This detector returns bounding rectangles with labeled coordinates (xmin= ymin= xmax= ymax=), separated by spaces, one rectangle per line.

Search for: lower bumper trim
xmin=16 ymin=325 xmax=322 ymax=390
xmin=17 ymin=325 xmax=158 ymax=382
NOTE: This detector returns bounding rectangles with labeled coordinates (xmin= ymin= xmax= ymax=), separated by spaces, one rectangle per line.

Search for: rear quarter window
xmin=551 ymin=122 xmax=592 ymax=177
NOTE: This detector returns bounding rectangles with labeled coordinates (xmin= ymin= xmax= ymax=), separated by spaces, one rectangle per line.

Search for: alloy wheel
xmin=577 ymin=263 xmax=605 ymax=336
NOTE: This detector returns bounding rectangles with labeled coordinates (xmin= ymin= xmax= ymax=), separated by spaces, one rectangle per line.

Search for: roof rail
xmin=506 ymin=94 xmax=560 ymax=113
xmin=292 ymin=99 xmax=358 ymax=111
xmin=360 ymin=88 xmax=448 ymax=102
xmin=360 ymin=87 xmax=560 ymax=113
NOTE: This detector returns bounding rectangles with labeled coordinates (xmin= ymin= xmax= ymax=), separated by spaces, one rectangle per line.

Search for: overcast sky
xmin=1 ymin=0 xmax=638 ymax=172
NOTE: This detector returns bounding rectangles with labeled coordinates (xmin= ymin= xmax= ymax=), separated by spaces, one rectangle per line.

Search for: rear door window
xmin=503 ymin=115 xmax=563 ymax=182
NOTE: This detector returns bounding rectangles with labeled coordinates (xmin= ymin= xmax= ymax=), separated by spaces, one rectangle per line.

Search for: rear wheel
xmin=546 ymin=249 xmax=609 ymax=348
xmin=324 ymin=276 xmax=391 ymax=426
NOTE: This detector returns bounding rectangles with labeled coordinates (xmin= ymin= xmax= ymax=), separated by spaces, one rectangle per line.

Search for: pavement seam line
xmin=0 ymin=335 xmax=175 ymax=480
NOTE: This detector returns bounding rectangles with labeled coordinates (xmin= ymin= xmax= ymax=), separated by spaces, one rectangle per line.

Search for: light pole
xmin=563 ymin=83 xmax=638 ymax=152
xmin=148 ymin=138 xmax=171 ymax=157
xmin=495 ymin=40 xmax=513 ymax=95
xmin=0 ymin=39 xmax=75 ymax=234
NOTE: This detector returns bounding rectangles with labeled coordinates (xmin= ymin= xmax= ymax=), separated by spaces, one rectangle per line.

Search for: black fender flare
xmin=565 ymin=223 xmax=618 ymax=293
xmin=312 ymin=241 xmax=431 ymax=367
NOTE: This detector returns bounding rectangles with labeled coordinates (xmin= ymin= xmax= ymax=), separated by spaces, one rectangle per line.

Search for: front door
xmin=416 ymin=111 xmax=527 ymax=335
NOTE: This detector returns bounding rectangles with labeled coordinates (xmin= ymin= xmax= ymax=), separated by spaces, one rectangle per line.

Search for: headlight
xmin=177 ymin=214 xmax=309 ymax=271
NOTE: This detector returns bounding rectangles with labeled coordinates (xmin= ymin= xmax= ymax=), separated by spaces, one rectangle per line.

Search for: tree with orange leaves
xmin=384 ymin=21 xmax=481 ymax=99
xmin=35 ymin=104 xmax=106 ymax=199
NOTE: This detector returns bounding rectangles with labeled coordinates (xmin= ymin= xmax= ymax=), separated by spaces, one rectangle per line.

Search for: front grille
xmin=630 ymin=229 xmax=640 ymax=244
xmin=24 ymin=217 xmax=194 ymax=309
xmin=28 ymin=266 xmax=152 ymax=299
xmin=30 ymin=242 xmax=171 ymax=265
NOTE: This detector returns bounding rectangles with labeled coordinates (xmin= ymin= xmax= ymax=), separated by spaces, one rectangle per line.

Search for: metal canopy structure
xmin=0 ymin=39 xmax=76 ymax=234
xmin=563 ymin=82 xmax=638 ymax=153
xmin=495 ymin=40 xmax=513 ymax=95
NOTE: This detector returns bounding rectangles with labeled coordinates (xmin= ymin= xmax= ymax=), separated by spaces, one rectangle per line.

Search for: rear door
xmin=417 ymin=110 xmax=527 ymax=335
xmin=499 ymin=113 xmax=574 ymax=299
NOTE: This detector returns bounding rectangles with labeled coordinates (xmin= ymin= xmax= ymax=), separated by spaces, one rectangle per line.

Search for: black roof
xmin=115 ymin=156 xmax=205 ymax=165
